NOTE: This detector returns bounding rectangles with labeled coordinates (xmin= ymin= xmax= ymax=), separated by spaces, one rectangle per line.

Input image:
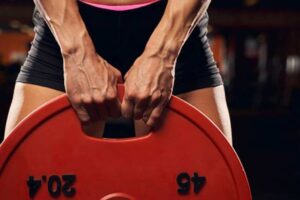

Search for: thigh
xmin=134 ymin=86 xmax=232 ymax=145
xmin=177 ymin=85 xmax=232 ymax=144
xmin=4 ymin=83 xmax=64 ymax=139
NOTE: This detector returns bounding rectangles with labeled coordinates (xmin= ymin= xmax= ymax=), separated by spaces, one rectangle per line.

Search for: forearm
xmin=33 ymin=0 xmax=95 ymax=57
xmin=145 ymin=0 xmax=211 ymax=64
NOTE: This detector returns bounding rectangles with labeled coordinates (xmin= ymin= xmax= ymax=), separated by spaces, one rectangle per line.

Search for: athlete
xmin=4 ymin=0 xmax=232 ymax=144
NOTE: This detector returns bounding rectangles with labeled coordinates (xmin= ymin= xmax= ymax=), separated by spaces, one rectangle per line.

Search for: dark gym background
xmin=1 ymin=0 xmax=300 ymax=199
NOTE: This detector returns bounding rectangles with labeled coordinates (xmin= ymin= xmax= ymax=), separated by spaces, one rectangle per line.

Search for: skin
xmin=5 ymin=83 xmax=232 ymax=143
xmin=4 ymin=0 xmax=232 ymax=144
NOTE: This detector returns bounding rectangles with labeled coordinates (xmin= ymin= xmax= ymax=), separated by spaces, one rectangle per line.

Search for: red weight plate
xmin=0 ymin=86 xmax=251 ymax=199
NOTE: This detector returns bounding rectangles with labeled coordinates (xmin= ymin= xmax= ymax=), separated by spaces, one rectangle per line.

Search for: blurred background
xmin=0 ymin=0 xmax=300 ymax=199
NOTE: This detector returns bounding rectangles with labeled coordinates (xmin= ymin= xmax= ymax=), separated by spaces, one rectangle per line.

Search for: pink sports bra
xmin=79 ymin=0 xmax=160 ymax=11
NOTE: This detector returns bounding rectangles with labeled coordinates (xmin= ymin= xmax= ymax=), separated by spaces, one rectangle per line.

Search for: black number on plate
xmin=177 ymin=172 xmax=206 ymax=195
xmin=62 ymin=175 xmax=77 ymax=197
xmin=27 ymin=174 xmax=76 ymax=198
xmin=48 ymin=175 xmax=61 ymax=197
xmin=27 ymin=176 xmax=42 ymax=198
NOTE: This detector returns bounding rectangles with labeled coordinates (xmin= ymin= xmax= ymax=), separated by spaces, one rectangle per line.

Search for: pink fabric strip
xmin=79 ymin=0 xmax=160 ymax=11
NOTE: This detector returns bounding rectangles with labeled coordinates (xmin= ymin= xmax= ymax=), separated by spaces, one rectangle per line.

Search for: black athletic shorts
xmin=16 ymin=0 xmax=223 ymax=95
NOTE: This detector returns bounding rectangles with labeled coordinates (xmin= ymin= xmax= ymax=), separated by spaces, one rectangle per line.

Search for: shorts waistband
xmin=78 ymin=0 xmax=160 ymax=11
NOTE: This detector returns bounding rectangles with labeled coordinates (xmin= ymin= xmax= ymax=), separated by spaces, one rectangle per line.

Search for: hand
xmin=63 ymin=50 xmax=122 ymax=128
xmin=121 ymin=51 xmax=175 ymax=128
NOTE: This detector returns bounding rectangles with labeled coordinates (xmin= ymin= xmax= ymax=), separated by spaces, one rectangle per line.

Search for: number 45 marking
xmin=177 ymin=172 xmax=206 ymax=195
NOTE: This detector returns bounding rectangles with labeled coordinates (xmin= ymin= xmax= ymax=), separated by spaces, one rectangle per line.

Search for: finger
xmin=106 ymin=97 xmax=122 ymax=118
xmin=84 ymin=103 xmax=100 ymax=122
xmin=145 ymin=93 xmax=169 ymax=128
xmin=133 ymin=95 xmax=150 ymax=120
xmin=103 ymin=87 xmax=121 ymax=118
xmin=95 ymin=102 xmax=109 ymax=120
xmin=110 ymin=66 xmax=123 ymax=83
xmin=67 ymin=92 xmax=91 ymax=123
xmin=72 ymin=103 xmax=91 ymax=123
xmin=145 ymin=104 xmax=165 ymax=128
xmin=121 ymin=96 xmax=134 ymax=118
xmin=91 ymin=89 xmax=110 ymax=120
xmin=142 ymin=91 xmax=161 ymax=122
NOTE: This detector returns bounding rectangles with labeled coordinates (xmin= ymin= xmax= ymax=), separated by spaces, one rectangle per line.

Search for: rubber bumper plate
xmin=0 ymin=86 xmax=251 ymax=200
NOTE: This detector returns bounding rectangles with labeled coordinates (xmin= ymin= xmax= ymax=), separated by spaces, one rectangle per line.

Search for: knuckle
xmin=151 ymin=111 xmax=161 ymax=120
xmin=136 ymin=92 xmax=150 ymax=101
xmin=81 ymin=95 xmax=92 ymax=105
xmin=126 ymin=91 xmax=136 ymax=100
xmin=105 ymin=90 xmax=117 ymax=101
xmin=147 ymin=119 xmax=155 ymax=127
xmin=92 ymin=94 xmax=104 ymax=104
xmin=152 ymin=91 xmax=161 ymax=100
xmin=69 ymin=94 xmax=81 ymax=105
xmin=115 ymin=70 xmax=122 ymax=78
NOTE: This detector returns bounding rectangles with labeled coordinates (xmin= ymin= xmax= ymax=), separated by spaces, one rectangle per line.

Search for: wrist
xmin=144 ymin=33 xmax=182 ymax=64
xmin=145 ymin=23 xmax=187 ymax=66
xmin=61 ymin=31 xmax=95 ymax=59
xmin=61 ymin=32 xmax=100 ymax=71
xmin=143 ymin=43 xmax=179 ymax=67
